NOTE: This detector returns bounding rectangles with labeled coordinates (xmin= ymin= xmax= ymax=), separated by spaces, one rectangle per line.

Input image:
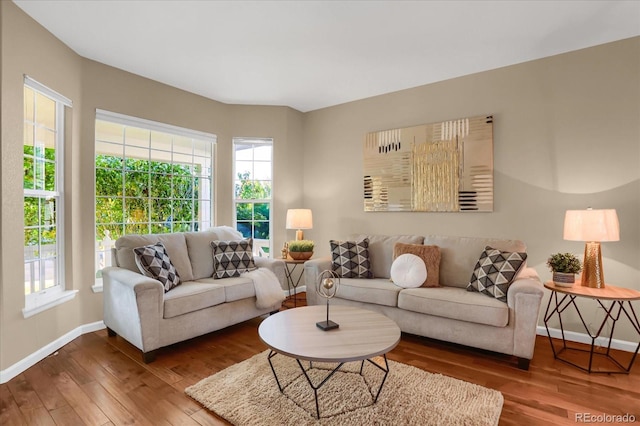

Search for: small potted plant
xmin=288 ymin=240 xmax=314 ymax=260
xmin=547 ymin=252 xmax=582 ymax=287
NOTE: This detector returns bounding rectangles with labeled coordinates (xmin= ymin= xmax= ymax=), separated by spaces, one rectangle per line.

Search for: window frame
xmin=93 ymin=110 xmax=216 ymax=290
xmin=232 ymin=137 xmax=273 ymax=257
xmin=23 ymin=76 xmax=76 ymax=318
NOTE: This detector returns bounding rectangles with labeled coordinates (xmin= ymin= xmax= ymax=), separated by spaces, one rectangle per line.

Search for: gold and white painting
xmin=363 ymin=115 xmax=493 ymax=212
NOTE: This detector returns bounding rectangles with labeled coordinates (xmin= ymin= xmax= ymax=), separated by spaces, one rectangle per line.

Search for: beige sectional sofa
xmin=305 ymin=234 xmax=543 ymax=369
xmin=102 ymin=227 xmax=286 ymax=362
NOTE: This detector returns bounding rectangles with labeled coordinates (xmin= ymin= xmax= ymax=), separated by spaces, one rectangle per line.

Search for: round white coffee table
xmin=258 ymin=305 xmax=401 ymax=418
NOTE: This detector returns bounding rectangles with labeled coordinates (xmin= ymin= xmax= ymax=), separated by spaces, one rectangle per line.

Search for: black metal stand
xmin=284 ymin=261 xmax=305 ymax=307
xmin=316 ymin=299 xmax=339 ymax=330
xmin=266 ymin=350 xmax=391 ymax=419
xmin=544 ymin=291 xmax=640 ymax=373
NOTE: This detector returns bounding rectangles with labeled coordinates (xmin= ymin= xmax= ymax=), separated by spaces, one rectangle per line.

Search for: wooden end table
xmin=258 ymin=305 xmax=401 ymax=419
xmin=543 ymin=281 xmax=640 ymax=373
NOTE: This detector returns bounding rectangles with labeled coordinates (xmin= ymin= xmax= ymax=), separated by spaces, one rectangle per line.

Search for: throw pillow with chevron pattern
xmin=133 ymin=242 xmax=182 ymax=292
xmin=211 ymin=239 xmax=257 ymax=279
xmin=467 ymin=246 xmax=527 ymax=303
xmin=330 ymin=238 xmax=373 ymax=278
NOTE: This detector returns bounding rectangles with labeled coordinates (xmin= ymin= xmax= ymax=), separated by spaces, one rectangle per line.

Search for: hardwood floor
xmin=2 ymin=293 xmax=639 ymax=425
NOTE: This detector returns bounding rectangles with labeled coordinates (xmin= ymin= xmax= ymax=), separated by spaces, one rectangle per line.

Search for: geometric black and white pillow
xmin=330 ymin=238 xmax=373 ymax=278
xmin=133 ymin=242 xmax=181 ymax=293
xmin=210 ymin=239 xmax=257 ymax=279
xmin=467 ymin=246 xmax=527 ymax=303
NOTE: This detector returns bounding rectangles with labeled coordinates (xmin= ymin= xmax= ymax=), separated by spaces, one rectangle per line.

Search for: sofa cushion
xmin=335 ymin=278 xmax=401 ymax=307
xmin=398 ymin=287 xmax=509 ymax=327
xmin=467 ymin=246 xmax=527 ymax=303
xmin=195 ymin=276 xmax=255 ymax=303
xmin=393 ymin=243 xmax=441 ymax=287
xmin=330 ymin=239 xmax=373 ymax=278
xmin=422 ymin=235 xmax=526 ymax=288
xmin=133 ymin=242 xmax=182 ymax=292
xmin=115 ymin=233 xmax=194 ymax=281
xmin=185 ymin=231 xmax=218 ymax=280
xmin=211 ymin=239 xmax=257 ymax=279
xmin=206 ymin=225 xmax=244 ymax=240
xmin=163 ymin=281 xmax=226 ymax=318
xmin=390 ymin=254 xmax=427 ymax=288
xmin=353 ymin=234 xmax=424 ymax=278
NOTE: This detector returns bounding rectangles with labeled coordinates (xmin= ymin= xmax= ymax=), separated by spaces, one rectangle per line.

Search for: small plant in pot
xmin=288 ymin=240 xmax=314 ymax=260
xmin=547 ymin=252 xmax=582 ymax=287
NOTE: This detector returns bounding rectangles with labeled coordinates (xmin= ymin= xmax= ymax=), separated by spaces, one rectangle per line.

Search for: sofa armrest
xmin=102 ymin=266 xmax=164 ymax=352
xmin=507 ymin=269 xmax=544 ymax=360
xmin=304 ymin=257 xmax=332 ymax=305
xmin=255 ymin=257 xmax=287 ymax=289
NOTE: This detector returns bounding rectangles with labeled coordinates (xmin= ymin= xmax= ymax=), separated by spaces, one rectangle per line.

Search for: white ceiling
xmin=14 ymin=0 xmax=640 ymax=112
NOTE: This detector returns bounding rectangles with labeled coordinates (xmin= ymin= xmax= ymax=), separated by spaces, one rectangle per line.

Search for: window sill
xmin=92 ymin=277 xmax=104 ymax=293
xmin=22 ymin=289 xmax=79 ymax=319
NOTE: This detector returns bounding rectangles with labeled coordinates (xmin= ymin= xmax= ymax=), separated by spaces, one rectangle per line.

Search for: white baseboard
xmin=0 ymin=320 xmax=105 ymax=384
xmin=1 ymin=287 xmax=310 ymax=384
xmin=536 ymin=325 xmax=638 ymax=353
xmin=285 ymin=285 xmax=306 ymax=297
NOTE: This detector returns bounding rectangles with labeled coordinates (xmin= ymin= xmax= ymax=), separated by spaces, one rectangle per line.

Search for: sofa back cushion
xmin=114 ymin=233 xmax=194 ymax=281
xmin=185 ymin=231 xmax=218 ymax=280
xmin=423 ymin=235 xmax=526 ymax=288
xmin=352 ymin=234 xmax=424 ymax=279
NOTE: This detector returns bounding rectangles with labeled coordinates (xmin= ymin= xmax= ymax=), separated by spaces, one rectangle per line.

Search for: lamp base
xmin=316 ymin=320 xmax=339 ymax=331
xmin=581 ymin=241 xmax=605 ymax=288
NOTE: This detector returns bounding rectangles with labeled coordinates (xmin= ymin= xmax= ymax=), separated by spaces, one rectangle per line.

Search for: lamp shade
xmin=563 ymin=209 xmax=619 ymax=242
xmin=286 ymin=209 xmax=313 ymax=230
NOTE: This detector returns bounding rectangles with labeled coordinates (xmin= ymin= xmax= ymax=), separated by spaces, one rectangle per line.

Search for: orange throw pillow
xmin=393 ymin=243 xmax=441 ymax=287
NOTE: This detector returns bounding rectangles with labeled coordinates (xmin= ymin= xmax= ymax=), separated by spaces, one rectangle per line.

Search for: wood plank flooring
xmin=2 ymin=293 xmax=639 ymax=425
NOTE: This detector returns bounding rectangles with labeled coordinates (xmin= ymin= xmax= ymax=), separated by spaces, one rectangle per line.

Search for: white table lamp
xmin=286 ymin=209 xmax=313 ymax=241
xmin=563 ymin=208 xmax=619 ymax=288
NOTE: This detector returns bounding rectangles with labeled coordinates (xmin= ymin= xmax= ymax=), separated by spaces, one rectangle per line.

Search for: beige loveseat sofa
xmin=102 ymin=227 xmax=286 ymax=362
xmin=305 ymin=234 xmax=543 ymax=369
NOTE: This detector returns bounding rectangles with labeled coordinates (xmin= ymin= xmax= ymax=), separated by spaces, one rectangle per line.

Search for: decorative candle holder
xmin=315 ymin=270 xmax=340 ymax=331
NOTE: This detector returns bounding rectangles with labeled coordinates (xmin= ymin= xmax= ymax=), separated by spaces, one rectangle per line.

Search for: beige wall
xmin=1 ymin=1 xmax=84 ymax=371
xmin=302 ymin=37 xmax=640 ymax=341
xmin=0 ymin=2 xmax=303 ymax=370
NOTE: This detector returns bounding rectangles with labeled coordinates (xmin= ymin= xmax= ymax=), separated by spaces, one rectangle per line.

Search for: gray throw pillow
xmin=133 ymin=242 xmax=181 ymax=292
xmin=211 ymin=239 xmax=257 ymax=279
xmin=330 ymin=238 xmax=373 ymax=278
xmin=467 ymin=246 xmax=527 ymax=303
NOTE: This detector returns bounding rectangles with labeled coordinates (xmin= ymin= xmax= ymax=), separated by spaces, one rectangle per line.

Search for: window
xmin=233 ymin=138 xmax=273 ymax=257
xmin=95 ymin=110 xmax=215 ymax=284
xmin=23 ymin=77 xmax=73 ymax=315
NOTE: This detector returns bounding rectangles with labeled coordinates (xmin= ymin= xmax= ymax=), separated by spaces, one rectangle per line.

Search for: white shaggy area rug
xmin=185 ymin=350 xmax=503 ymax=426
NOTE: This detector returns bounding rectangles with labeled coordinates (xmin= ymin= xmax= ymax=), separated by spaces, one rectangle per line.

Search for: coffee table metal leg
xmin=364 ymin=355 xmax=391 ymax=403
xmin=267 ymin=350 xmax=284 ymax=392
xmin=267 ymin=352 xmax=392 ymax=419
xmin=295 ymin=358 xmax=345 ymax=419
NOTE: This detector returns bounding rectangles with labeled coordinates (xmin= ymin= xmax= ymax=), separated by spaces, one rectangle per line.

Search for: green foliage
xmin=235 ymin=171 xmax=271 ymax=199
xmin=24 ymin=146 xmax=57 ymax=246
xmin=546 ymin=253 xmax=582 ymax=273
xmin=288 ymin=240 xmax=314 ymax=252
xmin=94 ymin=155 xmax=199 ymax=241
xmin=235 ymin=172 xmax=271 ymax=240
xmin=23 ymin=145 xmax=55 ymax=191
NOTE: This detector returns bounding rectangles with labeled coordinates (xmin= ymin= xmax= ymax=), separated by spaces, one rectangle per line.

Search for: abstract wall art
xmin=363 ymin=115 xmax=493 ymax=212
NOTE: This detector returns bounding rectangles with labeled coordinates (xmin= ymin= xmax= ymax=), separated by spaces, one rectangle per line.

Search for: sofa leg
xmin=142 ymin=350 xmax=157 ymax=363
xmin=106 ymin=327 xmax=117 ymax=337
xmin=517 ymin=357 xmax=530 ymax=370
